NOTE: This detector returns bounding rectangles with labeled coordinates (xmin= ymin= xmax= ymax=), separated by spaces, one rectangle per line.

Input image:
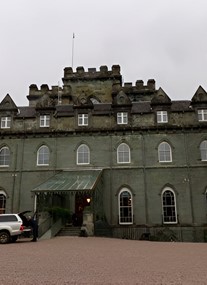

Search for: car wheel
xmin=0 ymin=231 xmax=10 ymax=244
xmin=11 ymin=235 xmax=18 ymax=243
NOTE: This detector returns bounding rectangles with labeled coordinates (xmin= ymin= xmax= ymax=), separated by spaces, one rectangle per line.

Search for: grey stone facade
xmin=0 ymin=65 xmax=207 ymax=241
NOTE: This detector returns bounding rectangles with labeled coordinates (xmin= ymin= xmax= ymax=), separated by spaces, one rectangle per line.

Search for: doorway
xmin=74 ymin=193 xmax=91 ymax=226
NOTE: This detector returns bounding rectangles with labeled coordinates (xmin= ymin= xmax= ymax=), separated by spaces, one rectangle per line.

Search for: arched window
xmin=118 ymin=188 xmax=133 ymax=224
xmin=0 ymin=191 xmax=6 ymax=214
xmin=37 ymin=145 xmax=49 ymax=165
xmin=0 ymin=147 xmax=10 ymax=167
xmin=117 ymin=143 xmax=130 ymax=163
xmin=162 ymin=188 xmax=177 ymax=224
xmin=77 ymin=144 xmax=90 ymax=165
xmin=158 ymin=142 xmax=172 ymax=162
xmin=200 ymin=140 xmax=207 ymax=161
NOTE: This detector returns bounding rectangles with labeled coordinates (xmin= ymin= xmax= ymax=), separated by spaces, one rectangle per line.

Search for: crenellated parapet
xmin=63 ymin=65 xmax=121 ymax=82
xmin=26 ymin=65 xmax=157 ymax=107
xmin=123 ymin=79 xmax=156 ymax=92
xmin=122 ymin=79 xmax=156 ymax=102
xmin=27 ymin=84 xmax=72 ymax=107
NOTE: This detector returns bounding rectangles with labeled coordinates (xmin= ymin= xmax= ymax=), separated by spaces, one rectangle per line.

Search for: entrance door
xmin=74 ymin=194 xmax=91 ymax=226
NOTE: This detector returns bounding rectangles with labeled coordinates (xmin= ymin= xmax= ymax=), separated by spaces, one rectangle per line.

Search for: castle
xmin=0 ymin=65 xmax=207 ymax=241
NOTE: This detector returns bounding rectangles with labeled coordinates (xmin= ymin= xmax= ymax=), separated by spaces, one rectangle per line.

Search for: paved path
xmin=1 ymin=236 xmax=207 ymax=284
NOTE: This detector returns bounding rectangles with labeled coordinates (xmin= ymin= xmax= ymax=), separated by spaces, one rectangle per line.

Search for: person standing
xmin=27 ymin=215 xmax=38 ymax=242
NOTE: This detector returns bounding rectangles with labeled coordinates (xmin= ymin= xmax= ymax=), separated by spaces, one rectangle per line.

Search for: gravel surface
xmin=1 ymin=236 xmax=207 ymax=285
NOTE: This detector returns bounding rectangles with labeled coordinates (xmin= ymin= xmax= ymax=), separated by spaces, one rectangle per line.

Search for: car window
xmin=0 ymin=215 xmax=18 ymax=222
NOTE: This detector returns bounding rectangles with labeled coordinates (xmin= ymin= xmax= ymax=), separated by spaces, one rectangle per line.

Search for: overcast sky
xmin=1 ymin=0 xmax=207 ymax=106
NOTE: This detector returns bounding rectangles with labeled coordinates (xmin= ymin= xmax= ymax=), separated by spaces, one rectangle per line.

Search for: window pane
xmin=119 ymin=190 xmax=133 ymax=224
xmin=78 ymin=114 xmax=88 ymax=126
xmin=37 ymin=146 xmax=49 ymax=165
xmin=0 ymin=194 xmax=6 ymax=214
xmin=117 ymin=143 xmax=130 ymax=163
xmin=77 ymin=144 xmax=89 ymax=164
xmin=162 ymin=190 xmax=177 ymax=223
xmin=158 ymin=142 xmax=172 ymax=162
xmin=40 ymin=115 xmax=50 ymax=127
xmin=1 ymin=117 xmax=11 ymax=128
xmin=200 ymin=140 xmax=207 ymax=161
xmin=198 ymin=109 xmax=207 ymax=121
xmin=0 ymin=147 xmax=10 ymax=166
xmin=157 ymin=111 xmax=168 ymax=123
xmin=117 ymin=113 xmax=128 ymax=124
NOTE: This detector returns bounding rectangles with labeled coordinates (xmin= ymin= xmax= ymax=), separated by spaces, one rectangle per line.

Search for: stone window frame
xmin=40 ymin=115 xmax=50 ymax=127
xmin=1 ymin=116 xmax=11 ymax=129
xmin=118 ymin=188 xmax=133 ymax=225
xmin=76 ymin=144 xmax=90 ymax=165
xmin=78 ymin=114 xmax=88 ymax=126
xmin=158 ymin=142 xmax=172 ymax=163
xmin=200 ymin=140 xmax=207 ymax=161
xmin=117 ymin=112 xmax=128 ymax=125
xmin=157 ymin=111 xmax=168 ymax=123
xmin=117 ymin=143 xmax=131 ymax=164
xmin=0 ymin=146 xmax=10 ymax=167
xmin=161 ymin=188 xmax=178 ymax=224
xmin=198 ymin=109 xmax=207 ymax=122
xmin=37 ymin=145 xmax=50 ymax=166
xmin=0 ymin=190 xmax=7 ymax=214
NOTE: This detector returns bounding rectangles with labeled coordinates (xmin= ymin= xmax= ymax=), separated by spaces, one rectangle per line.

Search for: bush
xmin=45 ymin=207 xmax=70 ymax=221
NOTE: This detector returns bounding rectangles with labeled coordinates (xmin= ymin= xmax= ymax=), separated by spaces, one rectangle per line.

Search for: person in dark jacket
xmin=27 ymin=216 xmax=38 ymax=242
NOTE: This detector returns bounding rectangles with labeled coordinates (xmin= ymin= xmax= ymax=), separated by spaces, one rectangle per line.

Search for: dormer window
xmin=78 ymin=114 xmax=88 ymax=126
xmin=157 ymin=111 xmax=168 ymax=123
xmin=40 ymin=115 xmax=50 ymax=127
xmin=117 ymin=112 xmax=128 ymax=125
xmin=1 ymin=117 xmax=11 ymax=129
xmin=198 ymin=109 xmax=207 ymax=121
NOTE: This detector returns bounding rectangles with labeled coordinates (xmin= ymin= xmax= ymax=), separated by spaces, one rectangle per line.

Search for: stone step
xmin=57 ymin=226 xmax=81 ymax=237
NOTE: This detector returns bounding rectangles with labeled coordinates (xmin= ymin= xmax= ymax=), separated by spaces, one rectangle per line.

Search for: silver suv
xmin=0 ymin=214 xmax=24 ymax=244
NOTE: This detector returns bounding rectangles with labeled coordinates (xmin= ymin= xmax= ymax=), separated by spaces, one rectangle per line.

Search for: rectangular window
xmin=157 ymin=111 xmax=168 ymax=123
xmin=198 ymin=109 xmax=207 ymax=121
xmin=1 ymin=117 xmax=11 ymax=129
xmin=117 ymin=112 xmax=128 ymax=124
xmin=78 ymin=114 xmax=88 ymax=126
xmin=40 ymin=115 xmax=50 ymax=127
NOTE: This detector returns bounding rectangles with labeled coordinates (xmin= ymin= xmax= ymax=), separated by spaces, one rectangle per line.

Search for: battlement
xmin=63 ymin=65 xmax=121 ymax=80
xmin=28 ymin=84 xmax=71 ymax=96
xmin=123 ymin=79 xmax=156 ymax=92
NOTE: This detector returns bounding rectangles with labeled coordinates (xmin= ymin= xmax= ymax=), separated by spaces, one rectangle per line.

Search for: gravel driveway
xmin=1 ymin=236 xmax=207 ymax=285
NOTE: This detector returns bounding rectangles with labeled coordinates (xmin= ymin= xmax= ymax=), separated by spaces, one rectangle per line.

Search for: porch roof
xmin=32 ymin=169 xmax=102 ymax=194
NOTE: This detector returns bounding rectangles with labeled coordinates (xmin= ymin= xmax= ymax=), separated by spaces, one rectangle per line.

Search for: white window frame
xmin=77 ymin=144 xmax=90 ymax=165
xmin=117 ymin=143 xmax=130 ymax=164
xmin=157 ymin=111 xmax=168 ymax=123
xmin=118 ymin=188 xmax=133 ymax=225
xmin=37 ymin=145 xmax=49 ymax=166
xmin=198 ymin=109 xmax=207 ymax=122
xmin=78 ymin=114 xmax=88 ymax=126
xmin=200 ymin=140 xmax=207 ymax=161
xmin=162 ymin=188 xmax=177 ymax=224
xmin=0 ymin=147 xmax=10 ymax=167
xmin=1 ymin=117 xmax=11 ymax=129
xmin=158 ymin=142 xmax=172 ymax=162
xmin=117 ymin=112 xmax=128 ymax=125
xmin=40 ymin=115 xmax=50 ymax=127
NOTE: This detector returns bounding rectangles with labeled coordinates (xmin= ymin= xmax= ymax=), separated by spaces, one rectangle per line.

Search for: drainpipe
xmin=141 ymin=133 xmax=149 ymax=225
xmin=18 ymin=118 xmax=25 ymax=211
xmin=11 ymin=144 xmax=18 ymax=212
xmin=183 ymin=132 xmax=195 ymax=225
xmin=109 ymin=133 xmax=113 ymax=225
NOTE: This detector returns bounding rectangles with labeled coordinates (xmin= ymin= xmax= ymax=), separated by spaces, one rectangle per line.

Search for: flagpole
xmin=72 ymin=33 xmax=75 ymax=68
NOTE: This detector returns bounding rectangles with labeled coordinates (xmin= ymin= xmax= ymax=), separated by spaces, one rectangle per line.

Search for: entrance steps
xmin=57 ymin=224 xmax=81 ymax=237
